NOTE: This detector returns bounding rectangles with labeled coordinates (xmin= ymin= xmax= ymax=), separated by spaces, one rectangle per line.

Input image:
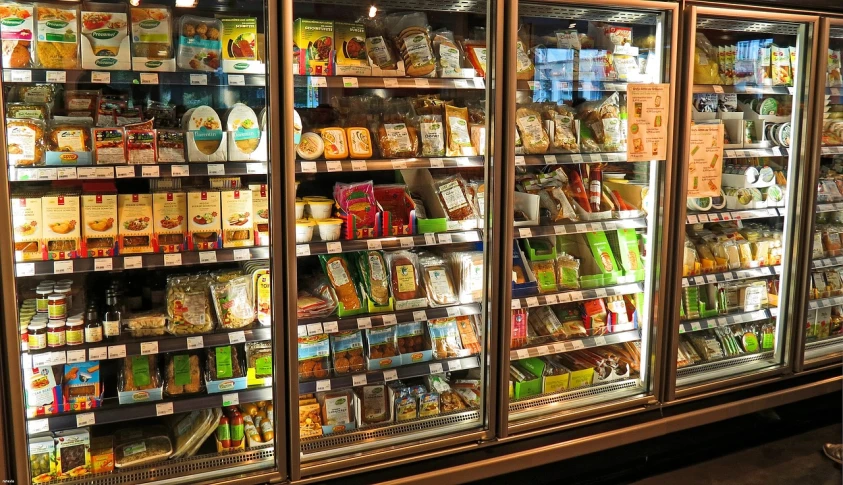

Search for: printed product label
xmin=396 ymin=264 xmax=416 ymax=293
xmin=384 ymin=124 xmax=412 ymax=152
xmin=327 ymin=260 xmax=350 ymax=287
xmin=438 ymin=180 xmax=469 ymax=212
xmin=448 ymin=116 xmax=472 ymax=148
xmin=404 ymin=34 xmax=433 ymax=67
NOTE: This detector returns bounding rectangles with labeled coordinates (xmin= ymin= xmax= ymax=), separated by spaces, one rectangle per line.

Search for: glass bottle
xmin=84 ymin=303 xmax=103 ymax=344
xmin=103 ymin=289 xmax=122 ymax=341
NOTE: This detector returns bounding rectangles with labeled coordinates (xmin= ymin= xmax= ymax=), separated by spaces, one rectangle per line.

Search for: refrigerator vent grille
xmin=519 ymin=5 xmax=658 ymax=24
xmin=295 ymin=0 xmax=487 ymax=14
xmin=301 ymin=409 xmax=481 ymax=452
xmin=41 ymin=447 xmax=274 ymax=485
xmin=509 ymin=379 xmax=640 ymax=412
xmin=677 ymin=351 xmax=775 ymax=378
xmin=697 ymin=18 xmax=799 ymax=36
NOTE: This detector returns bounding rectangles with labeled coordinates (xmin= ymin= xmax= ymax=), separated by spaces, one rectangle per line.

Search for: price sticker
xmin=557 ymin=292 xmax=572 ymax=303
xmin=222 ymin=393 xmax=239 ymax=407
xmin=414 ymin=78 xmax=430 ymax=88
xmin=697 ymin=214 xmax=709 ymax=223
xmin=367 ymin=240 xmax=383 ymax=250
xmin=593 ymin=336 xmax=607 ymax=346
xmin=341 ymin=77 xmax=359 ymax=88
xmin=553 ymin=225 xmax=568 ymax=235
xmin=140 ymin=73 xmax=159 ymax=85
xmin=383 ymin=369 xmax=398 ymax=382
xmin=515 ymin=349 xmax=529 ymax=360
xmin=156 ymin=402 xmax=174 ymax=416
xmin=449 ymin=359 xmax=462 ymax=371
xmin=525 ymin=297 xmax=539 ymax=307
xmin=595 ymin=288 xmax=608 ymax=298
xmin=164 ymin=253 xmax=182 ymax=266
xmin=514 ymin=156 xmax=526 ymax=166
xmin=296 ymin=245 xmax=311 ymax=257
xmin=228 ymin=74 xmax=245 ymax=86
xmin=543 ymin=154 xmax=556 ymax=164
xmin=190 ymin=74 xmax=208 ymax=85
xmin=306 ymin=323 xmax=323 ymax=336
xmin=76 ymin=413 xmax=95 ymax=428
xmin=569 ymin=291 xmax=584 ymax=301
xmin=687 ymin=215 xmax=699 ymax=224
xmin=704 ymin=275 xmax=717 ymax=284
xmin=301 ymin=161 xmax=317 ymax=173
xmin=199 ymin=252 xmax=217 ymax=264
xmin=438 ymin=233 xmax=453 ymax=244
xmin=399 ymin=237 xmax=414 ymax=248
xmin=141 ymin=342 xmax=159 ymax=355
xmin=351 ymin=160 xmax=368 ymax=171
xmin=519 ymin=228 xmax=533 ymax=238
xmin=446 ymin=307 xmax=461 ymax=317
xmin=316 ymin=380 xmax=331 ymax=392
xmin=693 ymin=276 xmax=705 ymax=285
xmin=712 ymin=85 xmax=724 ymax=93
xmin=207 ymin=164 xmax=225 ymax=175
xmin=383 ymin=78 xmax=399 ymax=88
xmin=187 ymin=336 xmax=204 ymax=350
xmin=326 ymin=160 xmax=343 ymax=172
xmin=10 ymin=69 xmax=31 ymax=82
xmin=473 ymin=78 xmax=485 ymax=89
xmin=108 ymin=345 xmax=126 ymax=359
xmin=570 ymin=340 xmax=585 ymax=350
xmin=53 ymin=168 xmax=75 ymax=180
xmin=413 ymin=310 xmax=428 ymax=322
xmin=115 ymin=166 xmax=134 ymax=178
xmin=430 ymin=158 xmax=445 ymax=168
xmin=424 ymin=234 xmax=436 ymax=246
xmin=95 ymin=258 xmax=113 ymax=271
xmin=29 ymin=419 xmax=49 ymax=435
xmin=326 ymin=242 xmax=342 ymax=253
xmin=352 ymin=374 xmax=367 ymax=386
xmin=381 ymin=314 xmax=397 ymax=326
xmin=171 ymin=165 xmax=189 ymax=177
xmin=229 ymin=331 xmax=246 ymax=344
xmin=322 ymin=321 xmax=339 ymax=333
xmin=76 ymin=167 xmax=96 ymax=179
xmin=233 ymin=249 xmax=250 ymax=261
xmin=723 ymin=272 xmax=734 ymax=281
xmin=92 ymin=71 xmax=110 ymax=83
xmin=569 ymin=154 xmax=584 ymax=163
xmin=46 ymin=71 xmax=66 ymax=83
xmin=545 ymin=294 xmax=558 ymax=304
xmin=511 ymin=299 xmax=521 ymax=309
xmin=88 ymin=347 xmax=107 ymax=361
xmin=429 ymin=363 xmax=444 ymax=374
xmin=391 ymin=160 xmax=408 ymax=169
xmin=66 ymin=350 xmax=86 ymax=364
xmin=691 ymin=322 xmax=703 ymax=331
xmin=357 ymin=317 xmax=372 ymax=329
xmin=54 ymin=260 xmax=73 ymax=274
xmin=32 ymin=353 xmax=53 ymax=368
xmin=453 ymin=79 xmax=470 ymax=89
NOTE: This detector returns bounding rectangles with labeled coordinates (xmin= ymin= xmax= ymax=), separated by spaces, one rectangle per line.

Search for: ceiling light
xmin=369 ymin=5 xmax=377 ymax=17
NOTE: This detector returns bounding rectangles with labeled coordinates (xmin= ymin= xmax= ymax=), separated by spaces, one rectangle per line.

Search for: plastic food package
xmin=449 ymin=251 xmax=484 ymax=304
xmin=454 ymin=316 xmax=481 ymax=354
xmin=385 ymin=11 xmax=435 ymax=77
xmin=334 ymin=180 xmax=378 ymax=231
xmin=115 ymin=434 xmax=172 ymax=468
xmin=1 ymin=3 xmax=35 ymax=68
xmin=359 ymin=384 xmax=389 ymax=425
xmin=298 ymin=334 xmax=330 ymax=380
xmin=319 ymin=254 xmax=364 ymax=311
xmin=529 ymin=259 xmax=557 ymax=293
xmin=445 ymin=105 xmax=476 ymax=156
xmin=419 ymin=252 xmax=458 ymax=307
xmin=395 ymin=394 xmax=418 ymax=421
xmin=377 ymin=122 xmax=419 ymax=158
xmin=356 ymin=250 xmax=391 ymax=306
xmin=440 ymin=389 xmax=467 ymax=412
xmin=434 ymin=174 xmax=477 ymax=221
xmin=464 ymin=40 xmax=487 ymax=77
xmin=49 ymin=120 xmax=91 ymax=152
xmin=211 ymin=274 xmax=256 ymax=329
xmin=35 ymin=4 xmax=80 ymax=69
xmin=164 ymin=352 xmax=204 ymax=397
xmin=576 ymin=92 xmax=622 ymax=152
xmin=694 ymin=33 xmax=720 ymax=84
xmin=397 ymin=321 xmax=427 ymax=354
xmin=366 ymin=326 xmax=399 ymax=359
xmin=433 ymin=30 xmax=462 ymax=78
xmin=555 ymin=253 xmax=580 ymax=289
xmin=246 ymin=341 xmax=273 ymax=379
xmin=6 ymin=118 xmax=46 ymax=166
xmin=120 ymin=355 xmax=162 ymax=392
xmin=169 ymin=408 xmax=217 ymax=459
xmin=528 ymin=305 xmax=568 ymax=340
xmin=515 ymin=107 xmax=550 ymax=154
xmin=7 ymin=102 xmax=49 ymax=121
xmin=427 ymin=317 xmax=465 ymax=358
xmin=386 ymin=250 xmax=423 ymax=301
xmin=321 ymin=390 xmax=354 ymax=426
xmin=177 ymin=15 xmax=221 ymax=71
xmin=419 ymin=114 xmax=445 ymax=157
xmin=166 ymin=274 xmax=214 ymax=335
xmin=207 ymin=345 xmax=244 ymax=381
xmin=123 ymin=311 xmax=167 ymax=337
xmin=330 ymin=331 xmax=365 ymax=375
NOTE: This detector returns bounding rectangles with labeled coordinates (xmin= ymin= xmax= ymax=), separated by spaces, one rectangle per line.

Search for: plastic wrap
xmin=418 ymin=252 xmax=458 ymax=307
xmin=120 ymin=355 xmax=162 ymax=392
xmin=211 ymin=274 xmax=255 ymax=329
xmin=164 ymin=352 xmax=204 ymax=397
xmin=166 ymin=274 xmax=214 ymax=335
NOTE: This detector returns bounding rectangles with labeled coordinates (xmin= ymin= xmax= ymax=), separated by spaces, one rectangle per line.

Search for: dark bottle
xmin=84 ymin=303 xmax=103 ymax=344
xmin=103 ymin=289 xmax=122 ymax=341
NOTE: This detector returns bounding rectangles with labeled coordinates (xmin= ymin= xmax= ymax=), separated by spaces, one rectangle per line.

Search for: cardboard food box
xmin=54 ymin=429 xmax=91 ymax=479
xmin=42 ymin=194 xmax=81 ymax=260
xmin=12 ymin=194 xmax=43 ymax=261
xmin=334 ymin=21 xmax=370 ymax=76
xmin=152 ymin=191 xmax=187 ymax=253
xmin=80 ymin=6 xmax=131 ymax=70
xmin=81 ymin=194 xmax=118 ymax=257
xmin=118 ymin=194 xmax=154 ymax=254
xmin=250 ymin=184 xmax=269 ymax=246
xmin=221 ymin=17 xmax=264 ymax=73
xmin=294 ymin=18 xmax=333 ymax=76
xmin=221 ymin=189 xmax=254 ymax=248
xmin=130 ymin=6 xmax=176 ymax=71
xmin=187 ymin=190 xmax=221 ymax=250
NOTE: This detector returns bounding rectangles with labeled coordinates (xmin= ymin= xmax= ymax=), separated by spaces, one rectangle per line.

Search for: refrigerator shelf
xmin=816 ymin=202 xmax=843 ymax=213
xmin=826 ymin=87 xmax=843 ymax=96
xmin=1 ymin=69 xmax=266 ymax=86
xmin=678 ymin=309 xmax=773 ymax=334
xmin=692 ymin=84 xmax=793 ymax=95
xmin=820 ymin=146 xmax=843 ymax=155
xmin=676 ymin=351 xmax=776 ymax=383
xmin=515 ymin=152 xmax=631 ymax=166
xmin=294 ymin=74 xmax=485 ymax=90
xmin=517 ymin=80 xmax=630 ymax=92
xmin=811 ymin=255 xmax=843 ymax=269
xmin=297 ymin=303 xmax=483 ymax=335
xmin=9 ymin=163 xmax=267 ymax=182
xmin=808 ymin=295 xmax=843 ymax=310
xmin=14 ymin=247 xmax=270 ymax=277
xmin=22 ymin=328 xmax=271 ymax=366
xmin=26 ymin=386 xmax=273 ymax=434
xmin=511 ymin=283 xmax=644 ymax=310
xmin=514 ymin=217 xmax=648 ymax=239
xmin=804 ymin=334 xmax=843 ymax=361
xmin=510 ymin=330 xmax=640 ymax=361
xmin=723 ymin=147 xmax=789 ymax=158
xmin=296 ymin=230 xmax=481 ymax=257
xmin=509 ymin=378 xmax=643 ymax=414
xmin=295 ymin=156 xmax=484 ymax=174
xmin=298 ymin=356 xmax=480 ymax=394
xmin=682 ymin=265 xmax=780 ymax=287
xmin=687 ymin=208 xmax=781 ymax=224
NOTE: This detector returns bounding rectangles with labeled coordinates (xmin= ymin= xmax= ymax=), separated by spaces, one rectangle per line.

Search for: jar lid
xmin=48 ymin=321 xmax=65 ymax=329
xmin=54 ymin=286 xmax=72 ymax=293
xmin=28 ymin=323 xmax=46 ymax=331
xmin=36 ymin=288 xmax=52 ymax=295
xmin=48 ymin=294 xmax=65 ymax=301
xmin=56 ymin=280 xmax=73 ymax=285
xmin=66 ymin=319 xmax=84 ymax=327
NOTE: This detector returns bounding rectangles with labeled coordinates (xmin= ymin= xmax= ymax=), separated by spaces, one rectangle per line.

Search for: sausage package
xmin=318 ymin=254 xmax=364 ymax=313
xmin=385 ymin=250 xmax=427 ymax=310
xmin=355 ymin=250 xmax=391 ymax=307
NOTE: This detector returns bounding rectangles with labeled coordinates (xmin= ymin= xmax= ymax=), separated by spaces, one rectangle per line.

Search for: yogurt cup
xmin=295 ymin=200 xmax=306 ymax=219
xmin=295 ymin=219 xmax=316 ymax=243
xmin=315 ymin=218 xmax=343 ymax=241
xmin=308 ymin=200 xmax=334 ymax=219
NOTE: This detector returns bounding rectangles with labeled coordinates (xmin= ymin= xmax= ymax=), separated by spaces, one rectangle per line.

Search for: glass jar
xmin=35 ymin=288 xmax=52 ymax=313
xmin=20 ymin=324 xmax=28 ymax=351
xmin=54 ymin=285 xmax=73 ymax=312
xmin=66 ymin=318 xmax=84 ymax=346
xmin=27 ymin=323 xmax=47 ymax=350
xmin=47 ymin=321 xmax=66 ymax=348
xmin=48 ymin=294 xmax=67 ymax=320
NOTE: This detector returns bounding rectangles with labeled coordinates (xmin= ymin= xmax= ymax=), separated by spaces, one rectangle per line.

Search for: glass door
xmin=501 ymin=0 xmax=677 ymax=433
xmin=0 ymin=1 xmax=283 ymax=483
xmin=671 ymin=7 xmax=818 ymax=396
xmin=285 ymin=0 xmax=498 ymax=477
xmin=801 ymin=18 xmax=843 ymax=368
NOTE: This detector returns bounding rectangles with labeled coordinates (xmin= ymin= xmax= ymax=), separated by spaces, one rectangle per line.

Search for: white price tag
xmin=164 ymin=253 xmax=182 ymax=266
xmin=449 ymin=359 xmax=462 ymax=370
xmin=723 ymin=272 xmax=734 ymax=281
xmin=170 ymin=165 xmax=189 ymax=177
xmin=392 ymin=160 xmax=407 ymax=169
xmin=207 ymin=164 xmax=225 ymax=175
xmin=228 ymin=74 xmax=245 ymax=86
xmin=11 ymin=69 xmax=31 ymax=82
xmin=570 ymin=340 xmax=585 ymax=350
xmin=515 ymin=349 xmax=529 ymax=360
xmin=76 ymin=413 xmax=95 ymax=428
xmin=246 ymin=163 xmax=263 ymax=175
xmin=187 ymin=336 xmax=204 ymax=350
xmin=122 ymin=256 xmax=142 ymax=270
xmin=446 ymin=307 xmax=461 ymax=317
xmin=424 ymin=234 xmax=436 ymax=245
xmin=310 ymin=76 xmax=327 ymax=87
xmin=691 ymin=322 xmax=702 ymax=331
xmin=296 ymin=245 xmax=311 ymax=257
xmin=687 ymin=215 xmax=699 ymax=224
xmin=351 ymin=160 xmax=368 ymax=171
xmin=190 ymin=74 xmax=208 ymax=85
xmin=140 ymin=73 xmax=159 ymax=85
xmin=76 ymin=167 xmax=96 ymax=179
xmin=383 ymin=78 xmax=399 ymax=88
xmin=29 ymin=419 xmax=49 ymax=435
xmin=569 ymin=154 xmax=584 ymax=163
xmin=383 ymin=369 xmax=398 ymax=381
xmin=544 ymin=294 xmax=558 ymax=304
xmin=595 ymin=288 xmax=608 ymax=298
xmin=46 ymin=71 xmax=66 ymax=83
xmin=544 ymin=155 xmax=556 ymax=164
xmin=16 ymin=263 xmax=34 ymax=277
xmin=382 ymin=314 xmax=397 ymax=326
xmin=32 ymin=353 xmax=53 ymax=368
xmin=693 ymin=276 xmax=704 ymax=285
xmin=115 ymin=166 xmax=134 ymax=178
xmin=429 ymin=363 xmax=444 ymax=374
xmin=322 ymin=321 xmax=339 ymax=333
xmin=454 ymin=79 xmax=470 ymax=89
xmin=156 ymin=402 xmax=174 ymax=416
xmin=413 ymin=310 xmax=428 ymax=322
xmin=430 ymin=158 xmax=445 ymax=168
xmin=48 ymin=352 xmax=66 ymax=365
xmin=229 ymin=331 xmax=246 ymax=344
xmin=316 ymin=380 xmax=331 ymax=392
xmin=357 ymin=317 xmax=372 ymax=329
xmin=593 ymin=336 xmax=607 ymax=346
xmin=199 ymin=251 xmax=217 ymax=264
xmin=222 ymin=393 xmax=239 ymax=407
xmin=557 ymin=292 xmax=572 ymax=302
xmin=141 ymin=342 xmax=159 ymax=355
xmin=326 ymin=242 xmax=342 ymax=253
xmin=95 ymin=258 xmax=113 ymax=271
xmin=511 ymin=299 xmax=521 ymax=309
xmin=569 ymin=291 xmax=584 ymax=301
xmin=525 ymin=297 xmax=539 ymax=307
xmin=342 ymin=77 xmax=359 ymax=88
xmin=108 ymin=345 xmax=126 ymax=359
xmin=301 ymin=161 xmax=317 ymax=173
xmin=367 ymin=239 xmax=383 ymax=250
xmin=712 ymin=85 xmax=724 ymax=94
xmin=514 ymin=156 xmax=526 ymax=166
xmin=66 ymin=350 xmax=86 ymax=364
xmin=326 ymin=160 xmax=342 ymax=172
xmin=88 ymin=347 xmax=107 ymax=361
xmin=54 ymin=260 xmax=73 ymax=274
xmin=473 ymin=78 xmax=485 ymax=89
xmin=233 ymin=248 xmax=250 ymax=261
xmin=438 ymin=233 xmax=452 ymax=244
xmin=399 ymin=237 xmax=414 ymax=248
xmin=527 ymin=80 xmax=537 ymax=90
xmin=306 ymin=323 xmax=323 ymax=336
xmin=519 ymin=228 xmax=533 ymax=238
xmin=92 ymin=71 xmax=110 ymax=83
xmin=352 ymin=374 xmax=367 ymax=386
xmin=704 ymin=275 xmax=716 ymax=284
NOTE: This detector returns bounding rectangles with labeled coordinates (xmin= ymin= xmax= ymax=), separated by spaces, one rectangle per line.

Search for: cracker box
xmin=80 ymin=6 xmax=131 ymax=70
xmin=54 ymin=428 xmax=91 ymax=479
xmin=334 ymin=21 xmax=370 ymax=76
xmin=118 ymin=193 xmax=154 ymax=253
xmin=42 ymin=194 xmax=81 ymax=260
xmin=152 ymin=191 xmax=187 ymax=253
xmin=293 ymin=18 xmax=333 ymax=76
xmin=221 ymin=189 xmax=254 ymax=248
xmin=187 ymin=190 xmax=221 ymax=250
xmin=81 ymin=194 xmax=118 ymax=257
xmin=250 ymin=184 xmax=269 ymax=246
xmin=12 ymin=194 xmax=43 ymax=261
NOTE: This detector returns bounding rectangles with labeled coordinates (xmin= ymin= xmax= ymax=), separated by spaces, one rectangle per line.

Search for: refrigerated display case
xmin=799 ymin=17 xmax=843 ymax=370
xmin=282 ymin=0 xmax=501 ymax=478
xmin=498 ymin=0 xmax=678 ymax=434
xmin=668 ymin=6 xmax=819 ymax=397
xmin=0 ymin=1 xmax=284 ymax=483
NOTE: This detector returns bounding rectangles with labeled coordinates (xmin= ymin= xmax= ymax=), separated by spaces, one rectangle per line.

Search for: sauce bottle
xmin=217 ymin=415 xmax=231 ymax=448
xmin=230 ymin=411 xmax=244 ymax=447
xmin=589 ymin=164 xmax=603 ymax=212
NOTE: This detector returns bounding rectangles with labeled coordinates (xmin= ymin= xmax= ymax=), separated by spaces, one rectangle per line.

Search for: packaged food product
xmin=114 ymin=434 xmax=172 ymax=468
xmin=386 ymin=251 xmax=423 ymax=302
xmin=396 ymin=321 xmax=427 ymax=354
xmin=54 ymin=429 xmax=90 ymax=479
xmin=123 ymin=311 xmax=167 ymax=337
xmin=321 ymin=390 xmax=354 ymax=426
xmin=91 ymin=128 xmax=126 ymax=164
xmin=428 ymin=317 xmax=465 ymax=358
xmin=1 ymin=3 xmax=34 ymax=68
xmin=359 ymin=384 xmax=389 ymax=424
xmin=445 ymin=105 xmax=476 ymax=157
xmin=11 ymin=195 xmax=42 ymax=262
xmin=176 ymin=15 xmax=221 ymax=71
xmin=207 ymin=345 xmax=244 ymax=381
xmin=333 ymin=180 xmax=377 ymax=233
xmin=154 ymin=129 xmax=184 ymax=163
xmin=345 ymin=127 xmax=373 ymax=159
xmin=35 ymin=4 xmax=79 ymax=69
xmin=6 ymin=118 xmax=46 ymax=166
xmin=163 ymin=353 xmax=203 ymax=396
xmin=293 ymin=18 xmax=333 ymax=76
xmin=454 ymin=316 xmax=481 ymax=354
xmin=221 ymin=17 xmax=259 ymax=71
xmin=394 ymin=394 xmax=418 ymax=421
xmin=80 ymin=6 xmax=130 ymax=70
xmin=185 ymin=105 xmax=223 ymax=155
xmin=516 ymin=107 xmax=550 ymax=154
xmin=169 ymin=409 xmax=217 ymax=459
xmin=29 ymin=435 xmax=56 ymax=483
xmin=319 ymin=254 xmax=363 ymax=311
xmin=389 ymin=14 xmax=435 ymax=77
xmin=226 ymin=103 xmax=261 ymax=155
xmin=297 ymin=334 xmax=330 ymax=380
xmin=118 ymin=194 xmax=154 ymax=254
xmin=246 ymin=341 xmax=273 ymax=379
xmin=356 ymin=251 xmax=391 ymax=306
xmin=440 ymin=389 xmax=467 ymax=412
xmin=367 ymin=326 xmax=399 ymax=360
xmin=378 ymin=122 xmax=419 ymax=158
xmin=41 ymin=193 xmax=81 ymax=260
xmin=419 ymin=252 xmax=458 ymax=306
xmin=166 ymin=274 xmax=214 ymax=335
xmin=80 ymin=193 xmax=117 ymax=257
xmin=125 ymin=129 xmax=155 ymax=164
xmin=120 ymin=355 xmax=161 ymax=392
xmin=434 ymin=174 xmax=476 ymax=221
xmin=152 ymin=191 xmax=186 ymax=253
xmin=694 ymin=33 xmax=720 ymax=84
xmin=187 ymin=190 xmax=221 ymax=250
xmin=130 ymin=6 xmax=173 ymax=69
xmin=7 ymin=102 xmax=49 ymax=121
xmin=299 ymin=401 xmax=323 ymax=438
xmin=464 ymin=40 xmax=486 ymax=77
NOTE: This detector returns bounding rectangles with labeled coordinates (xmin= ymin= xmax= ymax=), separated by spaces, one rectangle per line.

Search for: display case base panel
xmin=805 ymin=335 xmax=843 ymax=361
xmin=509 ymin=378 xmax=644 ymax=422
xmin=677 ymin=351 xmax=776 ymax=387
xmin=301 ymin=409 xmax=481 ymax=462
xmin=40 ymin=446 xmax=274 ymax=485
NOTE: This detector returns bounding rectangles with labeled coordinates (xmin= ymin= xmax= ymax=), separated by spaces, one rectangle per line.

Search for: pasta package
xmin=166 ymin=274 xmax=214 ymax=335
xmin=445 ymin=105 xmax=476 ymax=157
xmin=35 ymin=4 xmax=79 ymax=69
xmin=319 ymin=254 xmax=363 ymax=311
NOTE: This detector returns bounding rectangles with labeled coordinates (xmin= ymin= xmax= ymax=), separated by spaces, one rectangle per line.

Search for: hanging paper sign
xmin=626 ymin=83 xmax=670 ymax=162
xmin=687 ymin=124 xmax=724 ymax=197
